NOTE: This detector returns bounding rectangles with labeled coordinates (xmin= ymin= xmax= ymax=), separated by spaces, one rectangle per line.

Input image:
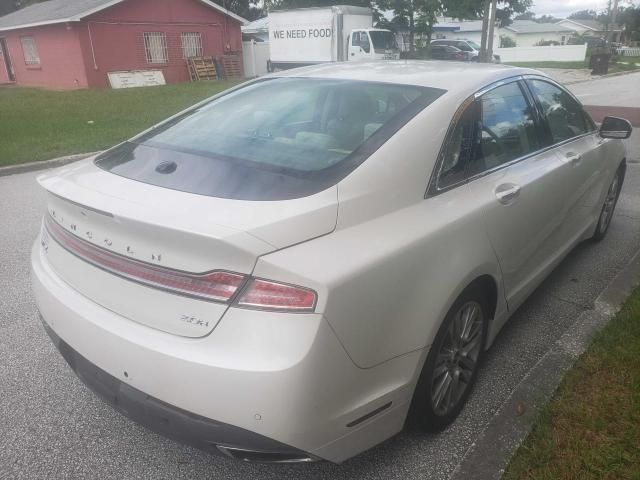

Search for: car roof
xmin=270 ymin=61 xmax=542 ymax=96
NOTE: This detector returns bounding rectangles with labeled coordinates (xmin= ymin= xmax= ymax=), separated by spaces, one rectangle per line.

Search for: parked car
xmin=32 ymin=62 xmax=631 ymax=464
xmin=431 ymin=38 xmax=501 ymax=62
xmin=430 ymin=44 xmax=466 ymax=61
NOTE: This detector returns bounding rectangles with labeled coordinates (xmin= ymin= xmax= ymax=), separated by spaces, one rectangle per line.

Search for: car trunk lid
xmin=38 ymin=159 xmax=337 ymax=337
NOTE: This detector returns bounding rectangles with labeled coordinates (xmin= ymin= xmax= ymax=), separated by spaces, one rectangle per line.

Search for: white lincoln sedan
xmin=31 ymin=62 xmax=632 ymax=463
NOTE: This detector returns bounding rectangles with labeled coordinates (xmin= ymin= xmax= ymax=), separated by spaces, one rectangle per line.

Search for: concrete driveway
xmin=1 ymin=91 xmax=639 ymax=480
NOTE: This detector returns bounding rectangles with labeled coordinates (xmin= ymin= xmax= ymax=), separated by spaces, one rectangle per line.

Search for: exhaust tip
xmin=216 ymin=445 xmax=318 ymax=463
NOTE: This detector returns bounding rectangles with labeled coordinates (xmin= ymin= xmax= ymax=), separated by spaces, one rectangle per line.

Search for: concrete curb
xmin=0 ymin=151 xmax=101 ymax=177
xmin=564 ymin=68 xmax=640 ymax=85
xmin=450 ymin=248 xmax=640 ymax=480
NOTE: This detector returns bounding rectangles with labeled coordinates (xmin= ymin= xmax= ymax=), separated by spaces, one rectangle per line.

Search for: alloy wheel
xmin=430 ymin=301 xmax=483 ymax=416
xmin=599 ymin=172 xmax=620 ymax=234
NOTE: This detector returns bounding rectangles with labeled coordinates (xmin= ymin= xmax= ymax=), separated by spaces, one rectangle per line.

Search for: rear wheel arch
xmin=619 ymin=157 xmax=627 ymax=176
xmin=407 ymin=275 xmax=496 ymax=430
xmin=466 ymin=275 xmax=498 ymax=321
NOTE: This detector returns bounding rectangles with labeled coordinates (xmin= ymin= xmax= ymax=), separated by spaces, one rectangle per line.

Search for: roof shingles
xmin=0 ymin=0 xmax=246 ymax=31
xmin=0 ymin=0 xmax=114 ymax=30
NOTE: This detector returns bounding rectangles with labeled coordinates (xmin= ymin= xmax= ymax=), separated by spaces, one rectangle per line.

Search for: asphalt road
xmin=2 ymin=89 xmax=640 ymax=480
xmin=570 ymin=72 xmax=640 ymax=127
xmin=569 ymin=71 xmax=640 ymax=108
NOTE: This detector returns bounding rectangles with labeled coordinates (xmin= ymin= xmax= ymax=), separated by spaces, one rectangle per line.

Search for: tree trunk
xmin=609 ymin=0 xmax=619 ymax=42
xmin=486 ymin=0 xmax=498 ymax=62
xmin=479 ymin=0 xmax=491 ymax=62
xmin=409 ymin=11 xmax=415 ymax=52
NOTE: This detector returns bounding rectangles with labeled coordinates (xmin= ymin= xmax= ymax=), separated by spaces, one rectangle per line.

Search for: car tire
xmin=407 ymin=286 xmax=488 ymax=432
xmin=591 ymin=163 xmax=625 ymax=242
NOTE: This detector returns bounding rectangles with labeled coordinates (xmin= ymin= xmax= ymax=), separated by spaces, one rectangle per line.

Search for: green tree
xmin=496 ymin=0 xmax=531 ymax=27
xmin=536 ymin=14 xmax=559 ymax=23
xmin=499 ymin=34 xmax=516 ymax=47
xmin=514 ymin=12 xmax=559 ymax=23
xmin=514 ymin=10 xmax=535 ymax=20
xmin=0 ymin=0 xmax=48 ymax=17
xmin=568 ymin=9 xmax=597 ymax=20
xmin=617 ymin=5 xmax=640 ymax=42
xmin=375 ymin=0 xmax=446 ymax=52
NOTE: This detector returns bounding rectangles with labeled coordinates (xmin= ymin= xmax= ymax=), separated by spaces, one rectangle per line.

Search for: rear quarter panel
xmin=253 ymin=99 xmax=506 ymax=368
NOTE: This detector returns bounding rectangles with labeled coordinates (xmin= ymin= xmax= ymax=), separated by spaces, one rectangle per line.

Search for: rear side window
xmin=467 ymin=82 xmax=540 ymax=177
xmin=438 ymin=101 xmax=476 ymax=188
xmin=527 ymin=79 xmax=593 ymax=144
xmin=96 ymin=78 xmax=445 ymax=200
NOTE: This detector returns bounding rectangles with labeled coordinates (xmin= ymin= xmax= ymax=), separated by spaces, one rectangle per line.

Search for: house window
xmin=181 ymin=32 xmax=203 ymax=58
xmin=143 ymin=32 xmax=168 ymax=64
xmin=20 ymin=36 xmax=40 ymax=65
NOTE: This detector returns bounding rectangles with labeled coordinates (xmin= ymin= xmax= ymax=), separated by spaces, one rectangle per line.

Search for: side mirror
xmin=600 ymin=116 xmax=633 ymax=139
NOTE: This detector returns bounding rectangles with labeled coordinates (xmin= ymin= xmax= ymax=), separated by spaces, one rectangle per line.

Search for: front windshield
xmin=370 ymin=31 xmax=399 ymax=50
xmin=96 ymin=78 xmax=445 ymax=200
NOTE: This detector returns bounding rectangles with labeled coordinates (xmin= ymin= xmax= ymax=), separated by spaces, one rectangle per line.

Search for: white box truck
xmin=267 ymin=5 xmax=400 ymax=70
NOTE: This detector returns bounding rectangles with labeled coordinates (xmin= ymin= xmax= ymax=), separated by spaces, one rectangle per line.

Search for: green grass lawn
xmin=611 ymin=56 xmax=640 ymax=72
xmin=504 ymin=286 xmax=640 ymax=480
xmin=0 ymin=81 xmax=238 ymax=167
xmin=507 ymin=57 xmax=640 ymax=73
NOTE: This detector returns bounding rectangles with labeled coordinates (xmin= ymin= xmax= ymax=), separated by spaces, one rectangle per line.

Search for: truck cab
xmin=348 ymin=29 xmax=400 ymax=61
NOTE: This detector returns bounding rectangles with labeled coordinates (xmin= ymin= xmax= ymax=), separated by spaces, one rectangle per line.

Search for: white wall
xmin=242 ymin=40 xmax=270 ymax=77
xmin=496 ymin=43 xmax=587 ymax=63
xmin=498 ymin=30 xmax=569 ymax=47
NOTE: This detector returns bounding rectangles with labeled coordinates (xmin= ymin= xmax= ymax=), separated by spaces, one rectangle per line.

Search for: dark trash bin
xmin=590 ymin=53 xmax=611 ymax=75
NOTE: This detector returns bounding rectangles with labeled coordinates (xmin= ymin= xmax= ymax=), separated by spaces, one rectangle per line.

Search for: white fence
xmin=242 ymin=40 xmax=270 ymax=77
xmin=495 ymin=44 xmax=587 ymax=63
xmin=615 ymin=47 xmax=640 ymax=57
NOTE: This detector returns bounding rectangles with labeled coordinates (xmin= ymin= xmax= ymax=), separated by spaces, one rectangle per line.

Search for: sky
xmin=531 ymin=0 xmax=637 ymax=18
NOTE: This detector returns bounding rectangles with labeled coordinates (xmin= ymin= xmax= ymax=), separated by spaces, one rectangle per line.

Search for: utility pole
xmin=479 ymin=0 xmax=491 ymax=62
xmin=486 ymin=0 xmax=498 ymax=62
xmin=609 ymin=0 xmax=620 ymax=42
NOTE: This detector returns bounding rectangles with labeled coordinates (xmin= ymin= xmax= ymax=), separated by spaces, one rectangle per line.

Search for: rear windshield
xmin=96 ymin=78 xmax=445 ymax=200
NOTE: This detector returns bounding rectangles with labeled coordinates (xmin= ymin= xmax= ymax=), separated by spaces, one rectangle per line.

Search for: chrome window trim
xmin=426 ymin=75 xmax=526 ymax=197
xmin=426 ymin=73 xmax=597 ymax=198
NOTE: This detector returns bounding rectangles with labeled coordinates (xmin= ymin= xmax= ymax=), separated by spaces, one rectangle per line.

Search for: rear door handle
xmin=495 ymin=184 xmax=521 ymax=205
xmin=566 ymin=152 xmax=582 ymax=165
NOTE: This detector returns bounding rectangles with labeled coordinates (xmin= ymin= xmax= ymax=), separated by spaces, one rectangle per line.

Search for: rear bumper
xmin=41 ymin=318 xmax=315 ymax=462
xmin=31 ymin=240 xmax=422 ymax=463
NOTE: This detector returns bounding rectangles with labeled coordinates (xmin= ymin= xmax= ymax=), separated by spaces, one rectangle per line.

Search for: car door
xmin=525 ymin=78 xmax=608 ymax=235
xmin=349 ymin=31 xmax=370 ymax=61
xmin=462 ymin=80 xmax=578 ymax=310
xmin=431 ymin=45 xmax=445 ymax=59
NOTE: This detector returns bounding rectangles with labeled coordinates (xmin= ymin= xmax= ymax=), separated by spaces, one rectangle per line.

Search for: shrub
xmin=499 ymin=35 xmax=516 ymax=48
xmin=535 ymin=39 xmax=561 ymax=46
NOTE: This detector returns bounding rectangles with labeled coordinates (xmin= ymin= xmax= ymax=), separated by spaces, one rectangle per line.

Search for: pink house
xmin=0 ymin=0 xmax=246 ymax=89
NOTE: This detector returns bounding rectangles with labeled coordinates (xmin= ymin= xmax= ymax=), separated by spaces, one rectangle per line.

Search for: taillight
xmin=44 ymin=215 xmax=316 ymax=311
xmin=236 ymin=279 xmax=317 ymax=312
xmin=45 ymin=215 xmax=245 ymax=302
